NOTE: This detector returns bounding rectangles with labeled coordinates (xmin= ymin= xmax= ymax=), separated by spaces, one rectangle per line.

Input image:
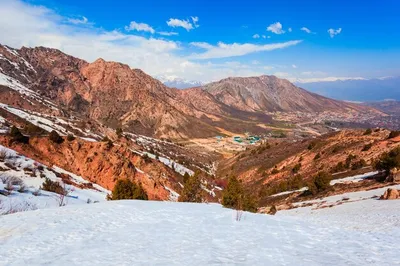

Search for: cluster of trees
xmin=109 ymin=179 xmax=148 ymax=200
xmin=178 ymin=172 xmax=257 ymax=212
xmin=221 ymin=176 xmax=257 ymax=213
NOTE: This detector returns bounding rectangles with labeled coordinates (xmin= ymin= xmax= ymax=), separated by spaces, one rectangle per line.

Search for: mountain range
xmin=0 ymin=44 xmax=383 ymax=139
xmin=297 ymin=77 xmax=400 ymax=102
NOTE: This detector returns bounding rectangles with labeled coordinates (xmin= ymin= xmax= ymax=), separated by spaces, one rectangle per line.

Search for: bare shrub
xmin=54 ymin=183 xmax=71 ymax=207
xmin=5 ymin=182 xmax=14 ymax=192
xmin=0 ymin=174 xmax=22 ymax=188
xmin=0 ymin=148 xmax=9 ymax=161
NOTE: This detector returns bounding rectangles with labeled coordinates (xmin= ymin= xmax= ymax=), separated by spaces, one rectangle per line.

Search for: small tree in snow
xmin=178 ymin=171 xmax=202 ymax=203
xmin=222 ymin=176 xmax=257 ymax=213
xmin=110 ymin=179 xmax=148 ymax=200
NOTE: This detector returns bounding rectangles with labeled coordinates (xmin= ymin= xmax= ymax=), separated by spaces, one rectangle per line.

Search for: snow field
xmin=0 ymin=200 xmax=399 ymax=265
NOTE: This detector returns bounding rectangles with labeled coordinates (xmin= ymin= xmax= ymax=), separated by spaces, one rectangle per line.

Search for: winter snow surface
xmin=1 ymin=198 xmax=400 ymax=265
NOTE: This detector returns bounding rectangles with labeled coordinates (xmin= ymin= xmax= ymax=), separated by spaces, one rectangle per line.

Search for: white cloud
xmin=67 ymin=16 xmax=89 ymax=25
xmin=267 ymin=22 xmax=285 ymax=34
xmin=190 ymin=42 xmax=214 ymax=49
xmin=262 ymin=35 xmax=266 ymax=39
xmin=191 ymin=16 xmax=199 ymax=28
xmin=301 ymin=27 xmax=313 ymax=34
xmin=125 ymin=21 xmax=155 ymax=34
xmin=158 ymin=31 xmax=178 ymax=36
xmin=167 ymin=18 xmax=195 ymax=31
xmin=292 ymin=64 xmax=297 ymax=69
xmin=267 ymin=36 xmax=271 ymax=39
xmin=328 ymin=28 xmax=342 ymax=38
xmin=188 ymin=40 xmax=302 ymax=60
xmin=252 ymin=34 xmax=260 ymax=39
xmin=0 ymin=0 xmax=300 ymax=83
xmin=288 ymin=27 xmax=292 ymax=32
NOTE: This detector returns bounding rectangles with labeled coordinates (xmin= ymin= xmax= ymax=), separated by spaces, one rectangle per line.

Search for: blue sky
xmin=1 ymin=0 xmax=400 ymax=82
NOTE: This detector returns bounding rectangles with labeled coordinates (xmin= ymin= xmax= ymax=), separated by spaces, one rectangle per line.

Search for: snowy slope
xmin=1 ymin=199 xmax=400 ymax=265
xmin=0 ymin=145 xmax=109 ymax=214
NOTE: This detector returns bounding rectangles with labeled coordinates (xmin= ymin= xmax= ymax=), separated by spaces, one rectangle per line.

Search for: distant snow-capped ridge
xmin=156 ymin=75 xmax=204 ymax=89
xmin=294 ymin=75 xmax=398 ymax=84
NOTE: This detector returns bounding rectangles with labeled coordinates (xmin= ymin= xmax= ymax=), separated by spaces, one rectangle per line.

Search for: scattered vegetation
xmin=222 ymin=176 xmax=257 ymax=212
xmin=109 ymin=179 xmax=148 ymax=200
xmin=49 ymin=130 xmax=64 ymax=144
xmin=292 ymin=163 xmax=301 ymax=174
xmin=331 ymin=154 xmax=358 ymax=173
xmin=9 ymin=126 xmax=29 ymax=144
xmin=260 ymin=175 xmax=304 ymax=197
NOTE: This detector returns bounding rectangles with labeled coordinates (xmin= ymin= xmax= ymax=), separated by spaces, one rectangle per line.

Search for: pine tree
xmin=178 ymin=172 xmax=202 ymax=203
xmin=222 ymin=176 xmax=257 ymax=212
xmin=111 ymin=179 xmax=148 ymax=200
